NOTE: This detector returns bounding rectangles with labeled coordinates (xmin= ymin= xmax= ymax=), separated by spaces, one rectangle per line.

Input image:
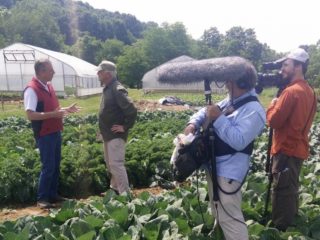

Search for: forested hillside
xmin=1 ymin=0 xmax=320 ymax=88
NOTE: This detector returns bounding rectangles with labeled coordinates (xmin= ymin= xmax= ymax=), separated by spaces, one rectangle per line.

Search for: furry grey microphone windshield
xmin=157 ymin=56 xmax=256 ymax=84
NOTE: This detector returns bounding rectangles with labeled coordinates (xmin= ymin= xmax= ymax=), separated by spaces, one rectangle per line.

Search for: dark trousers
xmin=205 ymin=94 xmax=212 ymax=105
xmin=271 ymin=153 xmax=303 ymax=231
xmin=36 ymin=131 xmax=62 ymax=201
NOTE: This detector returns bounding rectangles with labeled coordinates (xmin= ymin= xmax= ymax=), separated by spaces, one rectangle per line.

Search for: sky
xmin=78 ymin=0 xmax=320 ymax=53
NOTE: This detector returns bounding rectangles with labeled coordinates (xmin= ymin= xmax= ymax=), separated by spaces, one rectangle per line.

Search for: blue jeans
xmin=36 ymin=131 xmax=62 ymax=201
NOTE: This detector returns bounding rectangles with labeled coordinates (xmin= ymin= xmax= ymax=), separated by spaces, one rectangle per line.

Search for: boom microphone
xmin=157 ymin=56 xmax=254 ymax=84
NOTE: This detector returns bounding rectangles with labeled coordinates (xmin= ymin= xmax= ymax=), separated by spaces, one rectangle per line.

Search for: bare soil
xmin=0 ymin=187 xmax=166 ymax=222
xmin=0 ymin=206 xmax=49 ymax=223
xmin=134 ymin=100 xmax=191 ymax=112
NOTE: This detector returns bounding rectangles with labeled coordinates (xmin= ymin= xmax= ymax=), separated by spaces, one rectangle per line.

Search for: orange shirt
xmin=266 ymin=79 xmax=316 ymax=159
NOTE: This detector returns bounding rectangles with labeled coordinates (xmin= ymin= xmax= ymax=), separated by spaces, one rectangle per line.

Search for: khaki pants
xmin=271 ymin=153 xmax=303 ymax=230
xmin=206 ymin=174 xmax=248 ymax=240
xmin=103 ymin=138 xmax=129 ymax=194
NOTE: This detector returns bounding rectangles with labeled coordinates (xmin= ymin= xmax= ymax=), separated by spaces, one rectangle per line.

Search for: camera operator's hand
xmin=271 ymin=98 xmax=278 ymax=106
xmin=184 ymin=124 xmax=196 ymax=135
xmin=206 ymin=105 xmax=222 ymax=121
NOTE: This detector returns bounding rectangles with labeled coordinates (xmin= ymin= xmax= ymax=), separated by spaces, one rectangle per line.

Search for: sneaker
xmin=50 ymin=195 xmax=68 ymax=203
xmin=37 ymin=200 xmax=55 ymax=209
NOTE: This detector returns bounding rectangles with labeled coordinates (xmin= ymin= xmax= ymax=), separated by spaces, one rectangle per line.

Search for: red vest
xmin=26 ymin=77 xmax=63 ymax=138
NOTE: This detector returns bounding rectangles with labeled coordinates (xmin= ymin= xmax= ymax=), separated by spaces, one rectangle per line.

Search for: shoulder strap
xmin=220 ymin=95 xmax=259 ymax=116
xmin=232 ymin=95 xmax=259 ymax=110
xmin=211 ymin=95 xmax=259 ymax=156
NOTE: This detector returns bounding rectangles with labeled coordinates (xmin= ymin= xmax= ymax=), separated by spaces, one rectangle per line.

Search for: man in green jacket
xmin=97 ymin=60 xmax=137 ymax=194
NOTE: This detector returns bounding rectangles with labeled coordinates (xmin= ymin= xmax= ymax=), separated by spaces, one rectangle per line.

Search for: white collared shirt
xmin=24 ymin=78 xmax=49 ymax=111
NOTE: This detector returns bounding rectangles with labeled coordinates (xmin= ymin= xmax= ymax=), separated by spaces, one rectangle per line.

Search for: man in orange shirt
xmin=267 ymin=48 xmax=317 ymax=231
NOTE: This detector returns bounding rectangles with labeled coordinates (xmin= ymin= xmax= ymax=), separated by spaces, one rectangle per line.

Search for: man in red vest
xmin=24 ymin=59 xmax=80 ymax=208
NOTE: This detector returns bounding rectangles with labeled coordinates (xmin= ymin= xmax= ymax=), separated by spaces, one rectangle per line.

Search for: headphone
xmin=236 ymin=77 xmax=251 ymax=89
xmin=232 ymin=62 xmax=256 ymax=90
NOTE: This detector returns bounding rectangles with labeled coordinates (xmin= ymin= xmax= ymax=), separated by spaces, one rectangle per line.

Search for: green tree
xmin=189 ymin=39 xmax=217 ymax=59
xmin=117 ymin=42 xmax=149 ymax=88
xmin=77 ymin=8 xmax=106 ymax=40
xmin=0 ymin=7 xmax=8 ymax=48
xmin=70 ymin=33 xmax=102 ymax=64
xmin=97 ymin=39 xmax=125 ymax=63
xmin=165 ymin=22 xmax=191 ymax=56
xmin=0 ymin=34 xmax=6 ymax=48
xmin=3 ymin=0 xmax=65 ymax=50
xmin=113 ymin=19 xmax=135 ymax=45
xmin=201 ymin=27 xmax=223 ymax=49
xmin=142 ymin=22 xmax=192 ymax=67
xmin=218 ymin=26 xmax=263 ymax=65
xmin=306 ymin=43 xmax=320 ymax=87
xmin=120 ymin=13 xmax=144 ymax=39
xmin=75 ymin=2 xmax=143 ymax=44
xmin=116 ymin=22 xmax=193 ymax=88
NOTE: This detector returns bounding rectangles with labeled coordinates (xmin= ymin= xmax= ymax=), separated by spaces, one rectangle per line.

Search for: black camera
xmin=261 ymin=61 xmax=282 ymax=71
xmin=255 ymin=73 xmax=282 ymax=94
xmin=255 ymin=61 xmax=287 ymax=94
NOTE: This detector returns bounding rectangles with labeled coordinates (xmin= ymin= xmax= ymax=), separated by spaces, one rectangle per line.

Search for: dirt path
xmin=0 ymin=207 xmax=49 ymax=222
xmin=134 ymin=100 xmax=192 ymax=112
xmin=0 ymin=187 xmax=165 ymax=222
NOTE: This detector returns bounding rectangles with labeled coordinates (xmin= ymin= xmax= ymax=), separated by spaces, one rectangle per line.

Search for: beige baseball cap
xmin=96 ymin=60 xmax=116 ymax=72
xmin=276 ymin=48 xmax=309 ymax=64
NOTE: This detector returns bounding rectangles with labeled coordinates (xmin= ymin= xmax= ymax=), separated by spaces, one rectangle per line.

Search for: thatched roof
xmin=157 ymin=56 xmax=254 ymax=84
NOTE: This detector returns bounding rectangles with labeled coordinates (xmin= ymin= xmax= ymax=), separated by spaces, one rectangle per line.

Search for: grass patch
xmin=0 ymin=88 xmax=286 ymax=119
xmin=0 ymin=95 xmax=102 ymax=119
xmin=257 ymin=87 xmax=278 ymax=107
xmin=132 ymin=89 xmax=226 ymax=105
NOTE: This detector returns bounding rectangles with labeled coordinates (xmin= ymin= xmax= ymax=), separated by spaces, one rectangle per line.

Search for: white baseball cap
xmin=276 ymin=48 xmax=309 ymax=64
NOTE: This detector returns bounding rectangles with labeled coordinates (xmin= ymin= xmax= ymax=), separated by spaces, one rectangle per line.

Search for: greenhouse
xmin=0 ymin=43 xmax=101 ymax=97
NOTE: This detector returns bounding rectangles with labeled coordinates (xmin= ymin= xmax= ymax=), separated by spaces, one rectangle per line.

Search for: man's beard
xmin=279 ymin=72 xmax=292 ymax=87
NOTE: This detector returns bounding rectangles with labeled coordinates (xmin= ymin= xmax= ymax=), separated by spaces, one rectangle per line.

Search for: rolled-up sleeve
xmin=188 ymin=107 xmax=207 ymax=129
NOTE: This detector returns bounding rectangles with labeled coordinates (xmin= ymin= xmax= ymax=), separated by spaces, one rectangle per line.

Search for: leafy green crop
xmin=0 ymin=111 xmax=193 ymax=204
xmin=1 ymin=113 xmax=320 ymax=239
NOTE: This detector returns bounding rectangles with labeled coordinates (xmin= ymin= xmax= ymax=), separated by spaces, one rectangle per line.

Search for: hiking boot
xmin=37 ymin=200 xmax=55 ymax=209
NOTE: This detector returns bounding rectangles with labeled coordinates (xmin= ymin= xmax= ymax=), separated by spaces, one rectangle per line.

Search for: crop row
xmin=0 ymin=112 xmax=320 ymax=239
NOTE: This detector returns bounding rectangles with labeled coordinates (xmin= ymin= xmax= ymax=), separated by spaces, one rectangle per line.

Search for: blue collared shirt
xmin=188 ymin=89 xmax=266 ymax=182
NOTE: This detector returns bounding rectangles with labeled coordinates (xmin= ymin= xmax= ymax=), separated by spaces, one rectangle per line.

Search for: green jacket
xmin=99 ymin=79 xmax=137 ymax=142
